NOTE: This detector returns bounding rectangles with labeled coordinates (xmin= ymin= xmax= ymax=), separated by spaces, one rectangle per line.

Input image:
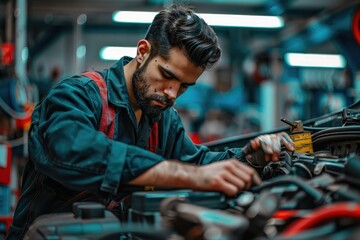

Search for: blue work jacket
xmin=6 ymin=57 xmax=243 ymax=239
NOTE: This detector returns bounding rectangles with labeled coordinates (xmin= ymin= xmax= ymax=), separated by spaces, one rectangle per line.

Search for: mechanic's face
xmin=133 ymin=46 xmax=204 ymax=118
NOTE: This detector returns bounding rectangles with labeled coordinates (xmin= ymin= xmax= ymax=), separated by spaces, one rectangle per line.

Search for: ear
xmin=136 ymin=39 xmax=151 ymax=64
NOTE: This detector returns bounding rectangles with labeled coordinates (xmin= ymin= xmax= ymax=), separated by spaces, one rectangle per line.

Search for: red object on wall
xmin=15 ymin=103 xmax=34 ymax=131
xmin=1 ymin=43 xmax=15 ymax=65
xmin=0 ymin=144 xmax=12 ymax=185
xmin=352 ymin=7 xmax=360 ymax=45
xmin=0 ymin=216 xmax=13 ymax=234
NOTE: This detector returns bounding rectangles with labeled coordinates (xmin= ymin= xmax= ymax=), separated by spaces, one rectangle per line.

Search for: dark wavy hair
xmin=145 ymin=5 xmax=221 ymax=70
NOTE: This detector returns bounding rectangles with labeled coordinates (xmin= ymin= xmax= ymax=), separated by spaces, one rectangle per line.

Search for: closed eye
xmin=158 ymin=64 xmax=195 ymax=90
xmin=162 ymin=71 xmax=173 ymax=80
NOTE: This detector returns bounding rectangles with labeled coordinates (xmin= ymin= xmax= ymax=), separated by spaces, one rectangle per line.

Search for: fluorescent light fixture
xmin=113 ymin=11 xmax=157 ymax=24
xmin=113 ymin=11 xmax=284 ymax=28
xmin=198 ymin=13 xmax=283 ymax=28
xmin=99 ymin=46 xmax=136 ymax=61
xmin=285 ymin=53 xmax=346 ymax=68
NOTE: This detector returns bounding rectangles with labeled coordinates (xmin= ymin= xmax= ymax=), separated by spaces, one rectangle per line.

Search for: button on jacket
xmin=7 ymin=56 xmax=243 ymax=239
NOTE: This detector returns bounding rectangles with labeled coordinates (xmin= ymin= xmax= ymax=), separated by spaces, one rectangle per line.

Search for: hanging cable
xmin=0 ymin=96 xmax=32 ymax=119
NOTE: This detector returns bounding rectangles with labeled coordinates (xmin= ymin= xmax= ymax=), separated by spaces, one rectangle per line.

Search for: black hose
xmin=312 ymin=131 xmax=360 ymax=140
xmin=312 ymin=134 xmax=360 ymax=145
xmin=251 ymin=175 xmax=324 ymax=204
xmin=311 ymin=126 xmax=360 ymax=139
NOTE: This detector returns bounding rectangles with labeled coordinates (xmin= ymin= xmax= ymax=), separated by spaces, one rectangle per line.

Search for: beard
xmin=132 ymin=60 xmax=174 ymax=118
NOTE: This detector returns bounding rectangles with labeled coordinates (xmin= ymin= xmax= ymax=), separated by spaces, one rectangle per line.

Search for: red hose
xmin=273 ymin=210 xmax=300 ymax=220
xmin=282 ymin=202 xmax=360 ymax=237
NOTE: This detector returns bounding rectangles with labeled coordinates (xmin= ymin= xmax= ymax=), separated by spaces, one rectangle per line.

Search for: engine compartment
xmin=24 ymin=100 xmax=360 ymax=240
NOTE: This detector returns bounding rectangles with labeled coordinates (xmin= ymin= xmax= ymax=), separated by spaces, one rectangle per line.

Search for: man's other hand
xmin=242 ymin=131 xmax=295 ymax=167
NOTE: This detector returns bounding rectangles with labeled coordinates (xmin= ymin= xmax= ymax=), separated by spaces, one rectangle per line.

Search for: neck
xmin=124 ymin=59 xmax=142 ymax=124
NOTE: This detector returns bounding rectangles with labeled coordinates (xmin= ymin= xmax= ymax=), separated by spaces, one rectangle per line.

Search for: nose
xmin=163 ymin=81 xmax=180 ymax=100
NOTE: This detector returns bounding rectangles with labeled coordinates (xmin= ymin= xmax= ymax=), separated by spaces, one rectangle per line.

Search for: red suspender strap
xmin=83 ymin=71 xmax=158 ymax=153
xmin=82 ymin=72 xmax=115 ymax=139
xmin=147 ymin=122 xmax=159 ymax=153
xmin=83 ymin=72 xmax=159 ymax=211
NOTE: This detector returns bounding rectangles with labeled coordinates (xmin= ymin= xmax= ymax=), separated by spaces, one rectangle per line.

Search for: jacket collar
xmin=104 ymin=56 xmax=132 ymax=107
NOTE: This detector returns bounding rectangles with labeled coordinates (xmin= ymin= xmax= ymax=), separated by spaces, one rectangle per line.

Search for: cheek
xmin=142 ymin=69 xmax=167 ymax=93
xmin=149 ymin=78 xmax=166 ymax=93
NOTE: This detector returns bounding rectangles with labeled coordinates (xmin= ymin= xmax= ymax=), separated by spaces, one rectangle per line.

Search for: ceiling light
xmin=113 ymin=11 xmax=284 ymax=28
xmin=113 ymin=11 xmax=156 ymax=24
xmin=284 ymin=53 xmax=347 ymax=68
xmin=198 ymin=13 xmax=283 ymax=28
xmin=99 ymin=46 xmax=136 ymax=61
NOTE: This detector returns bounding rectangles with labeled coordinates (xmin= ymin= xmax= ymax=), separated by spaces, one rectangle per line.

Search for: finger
xmin=252 ymin=171 xmax=262 ymax=185
xmin=229 ymin=161 xmax=253 ymax=179
xmin=265 ymin=154 xmax=271 ymax=162
xmin=224 ymin=173 xmax=247 ymax=191
xmin=271 ymin=135 xmax=282 ymax=153
xmin=280 ymin=137 xmax=295 ymax=151
xmin=233 ymin=160 xmax=256 ymax=175
xmin=250 ymin=138 xmax=261 ymax=151
xmin=232 ymin=161 xmax=262 ymax=186
xmin=278 ymin=132 xmax=293 ymax=143
xmin=278 ymin=132 xmax=296 ymax=151
xmin=271 ymin=152 xmax=280 ymax=162
xmin=238 ymin=163 xmax=262 ymax=186
xmin=217 ymin=179 xmax=240 ymax=196
xmin=259 ymin=135 xmax=274 ymax=154
xmin=242 ymin=139 xmax=260 ymax=155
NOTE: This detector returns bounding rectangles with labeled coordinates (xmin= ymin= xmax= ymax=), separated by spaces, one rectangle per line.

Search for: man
xmin=6 ymin=5 xmax=294 ymax=239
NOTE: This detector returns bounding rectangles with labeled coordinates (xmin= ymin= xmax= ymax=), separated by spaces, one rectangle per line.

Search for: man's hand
xmin=129 ymin=159 xmax=261 ymax=197
xmin=194 ymin=159 xmax=262 ymax=196
xmin=242 ymin=131 xmax=295 ymax=167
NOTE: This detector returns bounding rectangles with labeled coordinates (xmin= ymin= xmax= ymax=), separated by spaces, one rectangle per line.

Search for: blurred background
xmin=0 ymin=0 xmax=360 ymax=235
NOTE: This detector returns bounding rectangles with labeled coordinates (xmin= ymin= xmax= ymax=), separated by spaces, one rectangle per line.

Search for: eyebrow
xmin=160 ymin=64 xmax=196 ymax=86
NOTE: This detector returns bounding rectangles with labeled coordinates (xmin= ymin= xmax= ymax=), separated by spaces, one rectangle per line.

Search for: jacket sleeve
xmin=28 ymin=77 xmax=164 ymax=197
xmin=164 ymin=109 xmax=245 ymax=165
